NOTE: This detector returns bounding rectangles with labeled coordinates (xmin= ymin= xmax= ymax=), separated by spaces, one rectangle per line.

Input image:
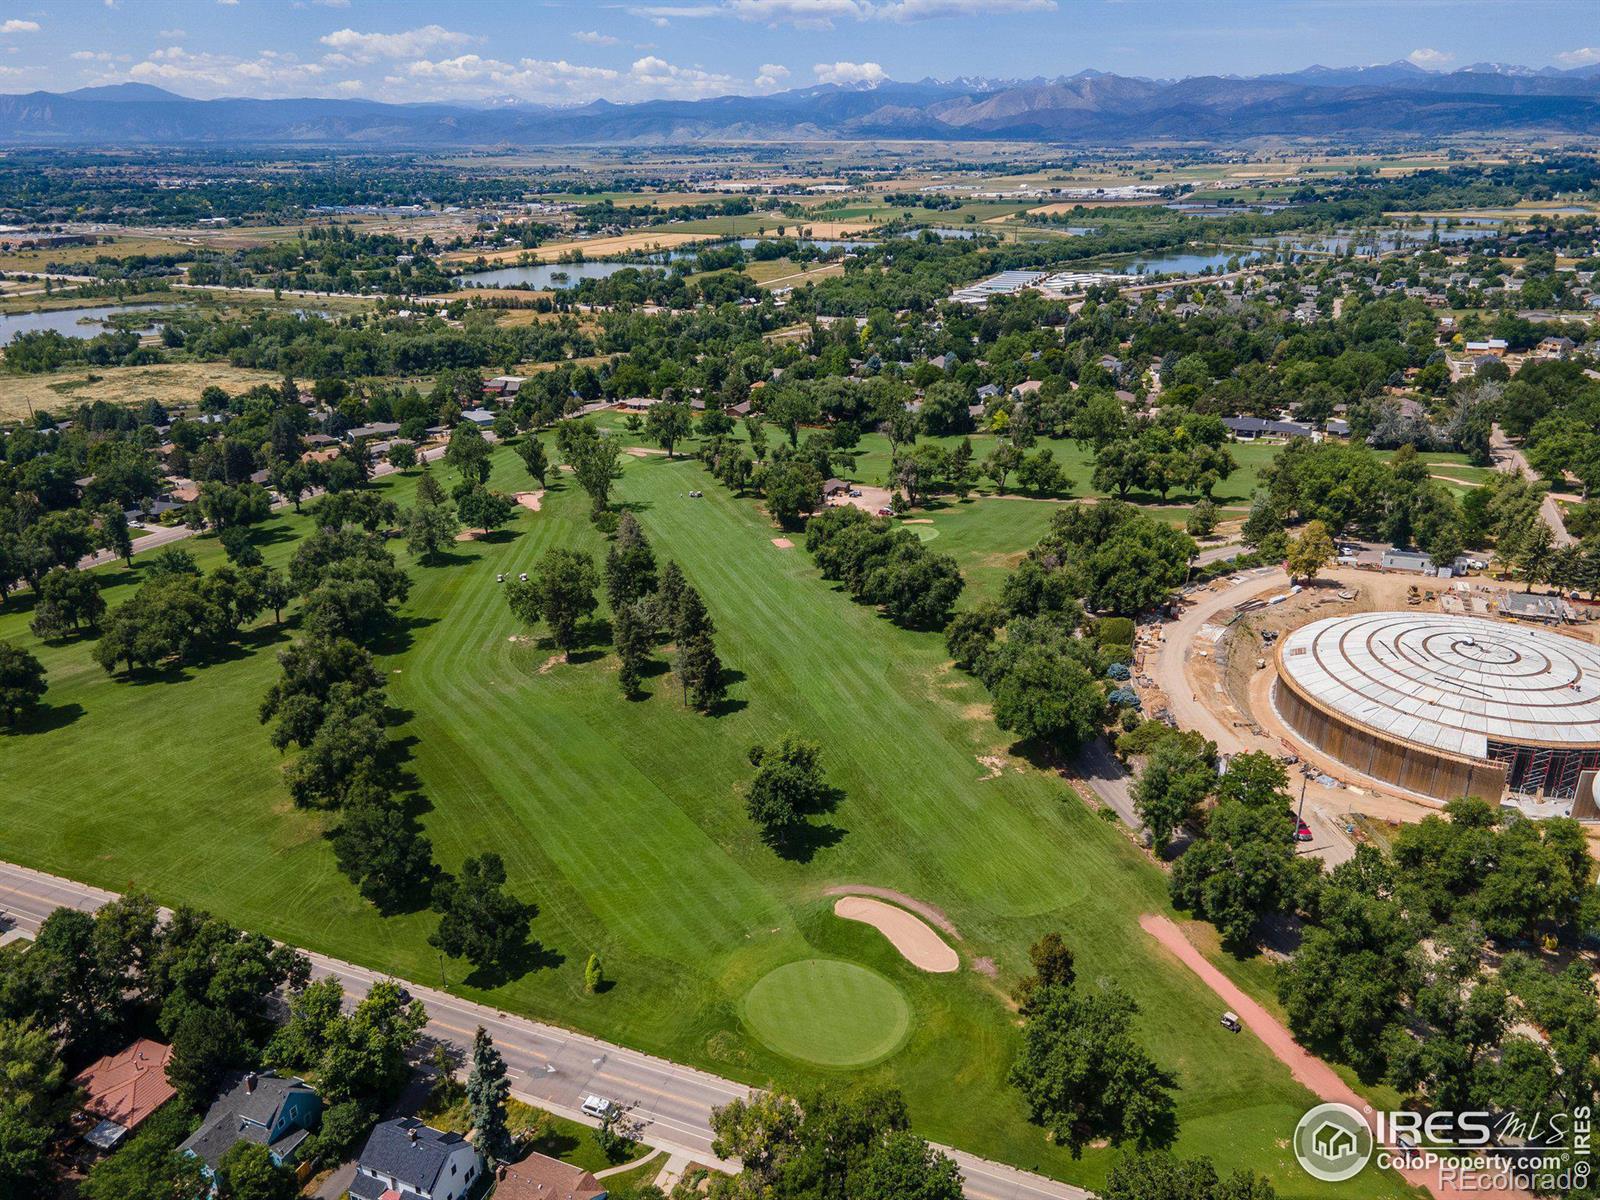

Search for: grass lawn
xmin=741 ymin=959 xmax=912 ymax=1067
xmin=0 ymin=437 xmax=1410 ymax=1197
xmin=420 ymin=1090 xmax=654 ymax=1176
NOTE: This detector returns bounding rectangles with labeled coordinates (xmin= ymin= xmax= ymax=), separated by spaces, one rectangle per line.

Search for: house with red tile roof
xmin=74 ymin=1038 xmax=176 ymax=1150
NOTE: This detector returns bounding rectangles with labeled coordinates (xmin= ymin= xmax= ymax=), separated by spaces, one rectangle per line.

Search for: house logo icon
xmin=1294 ymin=1102 xmax=1374 ymax=1182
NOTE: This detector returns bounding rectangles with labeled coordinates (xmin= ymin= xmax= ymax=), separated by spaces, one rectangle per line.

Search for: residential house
xmin=460 ymin=408 xmax=497 ymax=428
xmin=74 ymin=1039 xmax=176 ymax=1151
xmin=822 ymin=478 xmax=850 ymax=498
xmin=1220 ymin=416 xmax=1316 ymax=442
xmin=346 ymin=422 xmax=402 ymax=442
xmin=492 ymin=1153 xmax=607 ymax=1200
xmin=179 ymin=1072 xmax=320 ymax=1181
xmin=1463 ymin=338 xmax=1508 ymax=358
xmin=349 ymin=1117 xmax=482 ymax=1200
xmin=484 ymin=375 xmax=527 ymax=397
xmin=1011 ymin=379 xmax=1043 ymax=399
xmin=975 ymin=383 xmax=1001 ymax=401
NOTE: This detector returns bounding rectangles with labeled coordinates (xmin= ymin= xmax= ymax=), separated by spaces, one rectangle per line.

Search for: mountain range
xmin=2 ymin=61 xmax=1598 ymax=147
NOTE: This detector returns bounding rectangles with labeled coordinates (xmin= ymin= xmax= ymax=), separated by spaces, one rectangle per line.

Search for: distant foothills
xmin=2 ymin=59 xmax=1600 ymax=146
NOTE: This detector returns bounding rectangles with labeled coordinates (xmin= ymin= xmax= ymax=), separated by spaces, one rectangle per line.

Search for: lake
xmin=0 ymin=304 xmax=174 ymax=344
xmin=1120 ymin=250 xmax=1264 ymax=276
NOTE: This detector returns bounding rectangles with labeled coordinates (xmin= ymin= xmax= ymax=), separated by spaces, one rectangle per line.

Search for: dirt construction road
xmin=1140 ymin=914 xmax=1526 ymax=1200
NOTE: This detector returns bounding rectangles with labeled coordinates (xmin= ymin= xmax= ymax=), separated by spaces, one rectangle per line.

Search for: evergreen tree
xmin=465 ymin=1026 xmax=512 ymax=1162
xmin=605 ymin=512 xmax=657 ymax=609
xmin=613 ymin=601 xmax=653 ymax=697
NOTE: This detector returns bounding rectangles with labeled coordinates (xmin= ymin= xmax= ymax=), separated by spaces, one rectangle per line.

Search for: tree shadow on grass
xmin=251 ymin=525 xmax=300 ymax=549
xmin=8 ymin=701 xmax=85 ymax=735
xmin=461 ymin=939 xmax=565 ymax=990
xmin=771 ymin=821 xmax=846 ymax=864
xmin=707 ymin=665 xmax=749 ymax=718
xmin=369 ymin=614 xmax=439 ymax=657
xmin=475 ymin=527 xmax=522 ymax=545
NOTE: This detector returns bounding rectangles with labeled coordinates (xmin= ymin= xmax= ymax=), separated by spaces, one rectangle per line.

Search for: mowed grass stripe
xmin=0 ymin=443 xmax=1408 ymax=1197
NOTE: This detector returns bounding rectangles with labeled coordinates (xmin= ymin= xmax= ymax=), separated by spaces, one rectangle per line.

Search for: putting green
xmin=742 ymin=959 xmax=912 ymax=1067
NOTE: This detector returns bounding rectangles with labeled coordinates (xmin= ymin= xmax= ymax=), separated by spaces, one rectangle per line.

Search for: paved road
xmin=0 ymin=860 xmax=1087 ymax=1200
xmin=1491 ymin=423 xmax=1574 ymax=546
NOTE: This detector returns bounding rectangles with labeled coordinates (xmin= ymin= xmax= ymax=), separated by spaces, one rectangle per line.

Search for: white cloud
xmin=71 ymin=50 xmax=130 ymax=62
xmin=573 ymin=30 xmax=619 ymax=45
xmin=320 ymin=25 xmax=476 ymax=61
xmin=128 ymin=45 xmax=334 ymax=94
xmin=629 ymin=54 xmax=738 ymax=97
xmin=813 ymin=59 xmax=886 ymax=85
xmin=1556 ymin=47 xmax=1600 ymax=67
xmin=0 ymin=19 xmax=41 ymax=33
xmin=1406 ymin=47 xmax=1454 ymax=70
xmin=630 ymin=0 xmax=1049 ymax=25
xmin=875 ymin=0 xmax=1053 ymax=17
xmin=215 ymin=0 xmax=239 ymax=6
xmin=158 ymin=28 xmax=186 ymax=38
xmin=754 ymin=62 xmax=789 ymax=88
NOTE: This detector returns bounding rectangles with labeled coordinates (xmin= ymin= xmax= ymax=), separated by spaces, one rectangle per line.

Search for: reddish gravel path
xmin=1139 ymin=914 xmax=1526 ymax=1200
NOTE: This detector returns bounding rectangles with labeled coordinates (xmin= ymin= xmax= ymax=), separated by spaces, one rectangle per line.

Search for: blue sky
xmin=0 ymin=0 xmax=1596 ymax=104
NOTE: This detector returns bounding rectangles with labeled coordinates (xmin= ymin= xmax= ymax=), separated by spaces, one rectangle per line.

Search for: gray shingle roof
xmin=178 ymin=1072 xmax=316 ymax=1170
xmin=357 ymin=1118 xmax=469 ymax=1194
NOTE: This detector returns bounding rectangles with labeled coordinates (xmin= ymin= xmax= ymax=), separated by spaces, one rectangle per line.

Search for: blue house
xmin=179 ymin=1071 xmax=320 ymax=1188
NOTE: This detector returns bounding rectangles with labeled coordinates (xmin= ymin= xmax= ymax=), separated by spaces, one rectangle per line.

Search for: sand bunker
xmin=515 ymin=490 xmax=544 ymax=511
xmin=771 ymin=537 xmax=794 ymax=549
xmin=625 ymin=446 xmax=668 ymax=458
xmin=834 ymin=897 xmax=959 ymax=973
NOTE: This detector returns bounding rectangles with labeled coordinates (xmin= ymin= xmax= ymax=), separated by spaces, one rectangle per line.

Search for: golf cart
xmin=1220 ymin=1011 xmax=1242 ymax=1033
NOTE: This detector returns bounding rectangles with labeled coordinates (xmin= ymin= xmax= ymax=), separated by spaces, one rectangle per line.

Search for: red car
xmin=1294 ymin=818 xmax=1314 ymax=842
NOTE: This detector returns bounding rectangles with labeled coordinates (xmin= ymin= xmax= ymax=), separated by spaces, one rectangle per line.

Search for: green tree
xmin=0 ymin=641 xmax=48 ymax=727
xmin=218 ymin=1142 xmax=297 ymax=1200
xmin=1099 ymin=1151 xmax=1278 ymax=1200
xmin=1014 ymin=932 xmax=1076 ymax=1014
xmin=584 ymin=953 xmax=604 ymax=994
xmin=430 ymin=853 xmax=538 ymax=976
xmin=98 ymin=504 xmax=135 ymax=567
xmin=506 ymin=548 xmax=600 ymax=660
xmin=991 ymin=645 xmax=1103 ymax=751
xmin=444 ymin=422 xmax=491 ymax=487
xmin=465 ymin=1027 xmax=512 ymax=1161
xmin=28 ymin=566 xmax=104 ymax=640
xmin=455 ymin=487 xmax=513 ymax=537
xmin=761 ymin=460 xmax=824 ymax=528
xmin=645 ymin=400 xmax=694 ymax=458
xmin=1284 ymin=520 xmax=1334 ymax=584
xmin=1008 ymin=981 xmax=1177 ymax=1157
xmin=605 ymin=512 xmax=657 ymax=609
xmin=404 ymin=499 xmax=461 ymax=563
xmin=1134 ymin=738 xmax=1216 ymax=850
xmin=517 ymin=436 xmax=548 ymax=486
xmin=318 ymin=981 xmax=428 ymax=1106
xmin=746 ymin=735 xmax=827 ymax=846
xmin=0 ymin=1018 xmax=74 ymax=1197
xmin=330 ymin=793 xmax=435 ymax=913
xmin=573 ymin=434 xmax=624 ymax=517
xmin=79 ymin=1104 xmax=209 ymax=1200
xmin=613 ymin=601 xmax=653 ymax=697
xmin=1171 ymin=799 xmax=1305 ymax=949
xmin=677 ymin=632 xmax=726 ymax=712
xmin=387 ymin=441 xmax=418 ymax=472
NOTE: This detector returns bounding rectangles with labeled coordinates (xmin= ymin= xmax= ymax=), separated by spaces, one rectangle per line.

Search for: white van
xmin=581 ymin=1095 xmax=617 ymax=1120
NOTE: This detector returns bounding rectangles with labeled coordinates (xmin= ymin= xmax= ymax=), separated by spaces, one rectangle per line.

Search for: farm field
xmin=0 ymin=435 xmax=1412 ymax=1197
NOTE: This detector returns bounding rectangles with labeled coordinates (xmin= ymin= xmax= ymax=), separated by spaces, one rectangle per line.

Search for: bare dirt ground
xmin=1140 ymin=914 xmax=1526 ymax=1200
xmin=821 ymin=885 xmax=960 ymax=938
xmin=831 ymin=485 xmax=892 ymax=514
xmin=514 ymin=491 xmax=545 ymax=512
xmin=833 ymin=897 xmax=960 ymax=973
xmin=0 ymin=363 xmax=287 ymax=421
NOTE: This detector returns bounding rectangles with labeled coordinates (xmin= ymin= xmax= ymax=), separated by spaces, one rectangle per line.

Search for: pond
xmin=1120 ymin=249 xmax=1264 ymax=276
xmin=454 ymin=261 xmax=668 ymax=290
xmin=0 ymin=303 xmax=175 ymax=344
